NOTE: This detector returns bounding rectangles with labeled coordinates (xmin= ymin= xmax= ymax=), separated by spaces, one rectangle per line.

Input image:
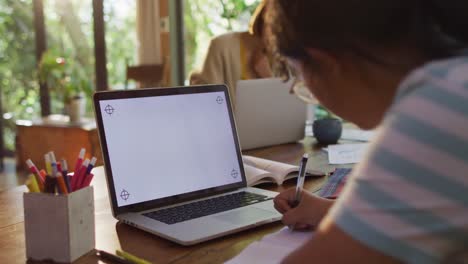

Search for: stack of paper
xmin=226 ymin=227 xmax=313 ymax=264
xmin=326 ymin=143 xmax=369 ymax=165
xmin=340 ymin=129 xmax=375 ymax=142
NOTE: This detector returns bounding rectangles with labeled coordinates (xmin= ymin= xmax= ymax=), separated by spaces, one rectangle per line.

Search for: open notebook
xmin=243 ymin=155 xmax=326 ymax=186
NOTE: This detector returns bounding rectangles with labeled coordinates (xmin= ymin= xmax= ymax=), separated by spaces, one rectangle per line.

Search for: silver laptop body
xmin=93 ymin=85 xmax=281 ymax=245
xmin=235 ymin=78 xmax=307 ymax=150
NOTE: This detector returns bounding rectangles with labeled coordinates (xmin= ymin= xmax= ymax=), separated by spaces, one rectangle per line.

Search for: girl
xmin=267 ymin=1 xmax=468 ymax=263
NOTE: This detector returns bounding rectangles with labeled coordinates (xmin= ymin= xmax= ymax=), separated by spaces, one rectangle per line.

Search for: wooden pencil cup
xmin=23 ymin=186 xmax=95 ymax=263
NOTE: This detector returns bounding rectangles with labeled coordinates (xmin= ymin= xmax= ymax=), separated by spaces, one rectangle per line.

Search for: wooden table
xmin=16 ymin=117 xmax=102 ymax=171
xmin=0 ymin=139 xmax=328 ymax=264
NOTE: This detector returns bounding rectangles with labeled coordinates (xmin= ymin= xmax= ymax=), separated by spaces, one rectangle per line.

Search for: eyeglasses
xmin=289 ymin=79 xmax=318 ymax=104
xmin=277 ymin=58 xmax=318 ymax=104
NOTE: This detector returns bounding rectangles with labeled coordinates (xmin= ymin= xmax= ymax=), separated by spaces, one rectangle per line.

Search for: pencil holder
xmin=23 ymin=186 xmax=95 ymax=263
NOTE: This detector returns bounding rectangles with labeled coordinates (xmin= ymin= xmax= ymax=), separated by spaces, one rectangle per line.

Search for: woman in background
xmin=189 ymin=0 xmax=272 ymax=104
xmin=267 ymin=0 xmax=468 ymax=263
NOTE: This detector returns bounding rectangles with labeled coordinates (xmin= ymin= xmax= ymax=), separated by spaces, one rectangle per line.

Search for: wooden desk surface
xmin=0 ymin=140 xmax=327 ymax=264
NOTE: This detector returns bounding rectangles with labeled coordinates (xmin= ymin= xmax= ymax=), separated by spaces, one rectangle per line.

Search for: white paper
xmin=327 ymin=143 xmax=368 ymax=164
xmin=225 ymin=227 xmax=313 ymax=264
xmin=341 ymin=129 xmax=375 ymax=142
xmin=305 ymin=124 xmax=313 ymax=137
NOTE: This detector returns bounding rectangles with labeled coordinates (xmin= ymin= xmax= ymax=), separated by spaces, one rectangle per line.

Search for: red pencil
xmin=78 ymin=157 xmax=97 ymax=189
xmin=72 ymin=159 xmax=89 ymax=191
xmin=74 ymin=148 xmax=86 ymax=174
xmin=81 ymin=173 xmax=94 ymax=188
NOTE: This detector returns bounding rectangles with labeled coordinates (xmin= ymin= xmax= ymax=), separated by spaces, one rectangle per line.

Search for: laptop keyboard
xmin=143 ymin=192 xmax=272 ymax=225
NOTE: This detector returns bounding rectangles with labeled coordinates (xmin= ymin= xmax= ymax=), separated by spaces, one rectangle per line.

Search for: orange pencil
xmin=56 ymin=172 xmax=69 ymax=195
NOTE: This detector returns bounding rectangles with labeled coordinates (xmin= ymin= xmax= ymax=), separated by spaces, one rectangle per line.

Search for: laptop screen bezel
xmin=93 ymin=85 xmax=247 ymax=216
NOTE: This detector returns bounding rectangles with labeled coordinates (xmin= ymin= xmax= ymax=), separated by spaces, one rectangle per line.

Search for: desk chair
xmin=125 ymin=59 xmax=170 ymax=89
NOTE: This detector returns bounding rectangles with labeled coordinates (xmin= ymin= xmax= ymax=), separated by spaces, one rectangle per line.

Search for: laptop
xmin=93 ymin=85 xmax=281 ymax=245
xmin=235 ymin=78 xmax=307 ymax=150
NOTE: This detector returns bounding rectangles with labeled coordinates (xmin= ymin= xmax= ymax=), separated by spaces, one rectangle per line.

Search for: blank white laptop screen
xmin=99 ymin=91 xmax=242 ymax=207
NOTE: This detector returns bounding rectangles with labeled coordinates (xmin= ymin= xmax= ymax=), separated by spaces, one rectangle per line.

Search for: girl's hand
xmin=274 ymin=188 xmax=334 ymax=229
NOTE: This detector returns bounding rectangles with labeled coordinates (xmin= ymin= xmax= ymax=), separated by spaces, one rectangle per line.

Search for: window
xmin=0 ymin=0 xmax=38 ymax=153
xmin=0 ymin=0 xmax=137 ymax=154
xmin=184 ymin=0 xmax=260 ymax=81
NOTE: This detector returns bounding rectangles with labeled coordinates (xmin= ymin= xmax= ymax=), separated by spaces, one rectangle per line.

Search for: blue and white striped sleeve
xmin=327 ymin=61 xmax=468 ymax=264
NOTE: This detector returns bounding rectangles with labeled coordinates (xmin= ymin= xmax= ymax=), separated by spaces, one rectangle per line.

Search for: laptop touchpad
xmin=214 ymin=207 xmax=276 ymax=225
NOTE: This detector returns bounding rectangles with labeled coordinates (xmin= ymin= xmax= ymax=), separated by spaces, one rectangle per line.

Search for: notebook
xmin=235 ymin=78 xmax=307 ymax=150
xmin=226 ymin=227 xmax=313 ymax=263
xmin=93 ymin=85 xmax=281 ymax=245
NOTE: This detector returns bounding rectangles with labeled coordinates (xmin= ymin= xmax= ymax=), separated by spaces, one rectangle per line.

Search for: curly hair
xmin=265 ymin=0 xmax=468 ymax=78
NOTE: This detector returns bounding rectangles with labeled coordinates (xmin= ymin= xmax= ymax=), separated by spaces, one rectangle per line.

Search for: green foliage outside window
xmin=38 ymin=50 xmax=93 ymax=106
xmin=0 ymin=0 xmax=39 ymax=154
xmin=0 ymin=0 xmax=136 ymax=152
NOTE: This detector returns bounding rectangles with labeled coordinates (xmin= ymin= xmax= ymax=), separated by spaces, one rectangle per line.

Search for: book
xmin=243 ymin=155 xmax=325 ymax=186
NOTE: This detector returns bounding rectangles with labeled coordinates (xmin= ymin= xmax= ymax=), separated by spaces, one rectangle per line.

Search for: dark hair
xmin=266 ymin=0 xmax=468 ymax=67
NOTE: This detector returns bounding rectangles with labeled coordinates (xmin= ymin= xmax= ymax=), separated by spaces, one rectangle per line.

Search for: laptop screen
xmin=97 ymin=88 xmax=244 ymax=208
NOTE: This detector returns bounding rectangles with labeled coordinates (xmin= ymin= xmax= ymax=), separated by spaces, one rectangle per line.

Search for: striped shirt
xmin=329 ymin=56 xmax=468 ymax=264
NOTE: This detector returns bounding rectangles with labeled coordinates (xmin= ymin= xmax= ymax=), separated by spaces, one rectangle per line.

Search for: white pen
xmin=49 ymin=151 xmax=58 ymax=177
xmin=293 ymin=153 xmax=309 ymax=204
xmin=290 ymin=153 xmax=309 ymax=231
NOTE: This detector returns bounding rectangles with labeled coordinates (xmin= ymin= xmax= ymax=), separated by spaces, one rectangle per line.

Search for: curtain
xmin=136 ymin=0 xmax=162 ymax=64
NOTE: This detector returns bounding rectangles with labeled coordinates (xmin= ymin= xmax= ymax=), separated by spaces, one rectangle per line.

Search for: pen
xmin=85 ymin=157 xmax=97 ymax=176
xmin=49 ymin=152 xmax=58 ymax=177
xmin=79 ymin=157 xmax=97 ymax=189
xmin=293 ymin=153 xmax=309 ymax=205
xmin=25 ymin=174 xmax=40 ymax=193
xmin=49 ymin=152 xmax=62 ymax=193
xmin=42 ymin=165 xmax=56 ymax=194
xmin=56 ymin=172 xmax=69 ymax=195
xmin=81 ymin=173 xmax=94 ymax=188
xmin=61 ymin=159 xmax=71 ymax=192
xmin=61 ymin=158 xmax=68 ymax=176
xmin=45 ymin=154 xmax=52 ymax=176
xmin=57 ymin=161 xmax=62 ymax=176
xmin=72 ymin=158 xmax=89 ymax=191
xmin=25 ymin=159 xmax=44 ymax=192
xmin=96 ymin=250 xmax=134 ymax=264
xmin=290 ymin=153 xmax=309 ymax=231
xmin=43 ymin=174 xmax=56 ymax=194
xmin=74 ymin=148 xmax=86 ymax=175
xmin=116 ymin=249 xmax=152 ymax=264
xmin=39 ymin=169 xmax=47 ymax=180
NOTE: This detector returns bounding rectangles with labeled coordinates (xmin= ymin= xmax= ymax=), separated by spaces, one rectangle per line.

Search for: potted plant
xmin=38 ymin=50 xmax=92 ymax=123
xmin=313 ymin=105 xmax=343 ymax=145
